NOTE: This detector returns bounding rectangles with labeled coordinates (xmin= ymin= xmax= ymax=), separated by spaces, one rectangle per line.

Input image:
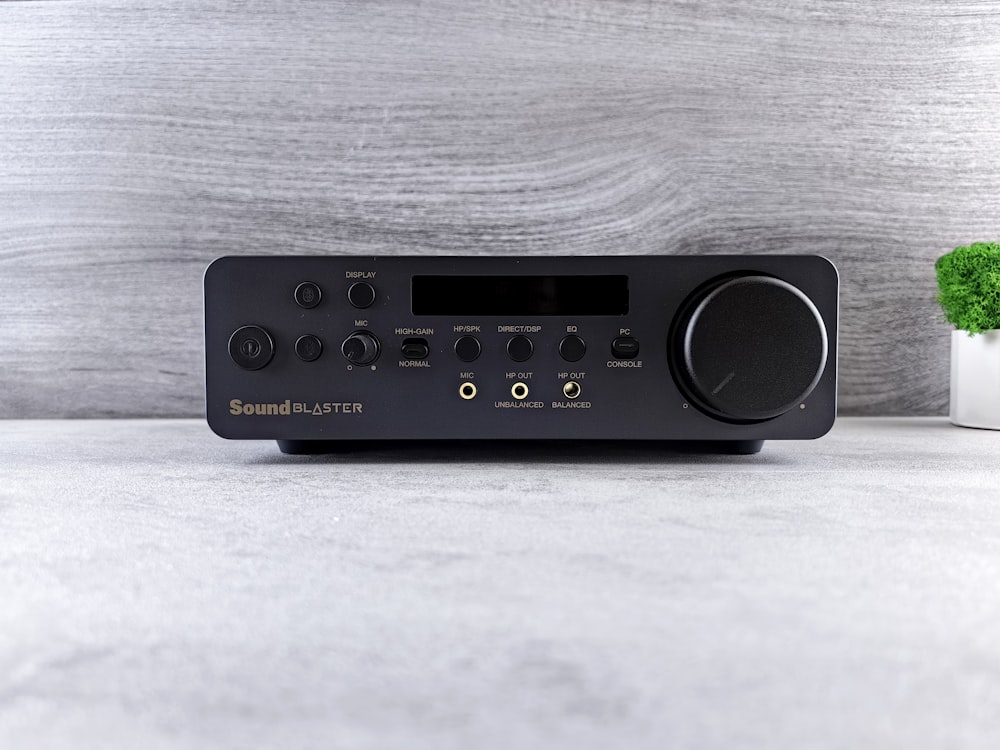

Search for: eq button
xmin=348 ymin=281 xmax=376 ymax=309
xmin=611 ymin=336 xmax=640 ymax=359
xmin=558 ymin=334 xmax=586 ymax=362
xmin=454 ymin=335 xmax=481 ymax=363
xmin=506 ymin=335 xmax=533 ymax=362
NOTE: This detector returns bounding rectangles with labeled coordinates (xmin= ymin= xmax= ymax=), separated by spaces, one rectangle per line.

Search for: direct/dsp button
xmin=348 ymin=282 xmax=376 ymax=309
xmin=454 ymin=335 xmax=481 ymax=363
xmin=294 ymin=282 xmax=322 ymax=309
xmin=506 ymin=335 xmax=533 ymax=362
xmin=229 ymin=325 xmax=275 ymax=370
xmin=294 ymin=334 xmax=323 ymax=362
xmin=611 ymin=336 xmax=640 ymax=359
xmin=558 ymin=334 xmax=586 ymax=362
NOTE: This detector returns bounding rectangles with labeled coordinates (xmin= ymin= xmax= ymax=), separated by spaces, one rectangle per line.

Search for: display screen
xmin=411 ymin=275 xmax=628 ymax=316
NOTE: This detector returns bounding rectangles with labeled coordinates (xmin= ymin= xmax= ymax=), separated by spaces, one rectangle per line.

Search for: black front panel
xmin=204 ymin=256 xmax=839 ymax=443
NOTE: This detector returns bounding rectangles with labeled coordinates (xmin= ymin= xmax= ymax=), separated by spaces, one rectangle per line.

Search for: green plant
xmin=936 ymin=242 xmax=1000 ymax=334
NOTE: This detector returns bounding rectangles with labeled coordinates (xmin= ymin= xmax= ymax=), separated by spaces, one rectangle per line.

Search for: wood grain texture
xmin=3 ymin=0 xmax=1000 ymax=417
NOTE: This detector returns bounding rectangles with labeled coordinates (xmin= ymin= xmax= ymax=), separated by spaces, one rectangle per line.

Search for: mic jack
xmin=459 ymin=382 xmax=477 ymax=400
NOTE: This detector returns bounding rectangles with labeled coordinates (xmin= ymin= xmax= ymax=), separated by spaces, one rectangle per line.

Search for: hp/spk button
xmin=454 ymin=335 xmax=481 ymax=363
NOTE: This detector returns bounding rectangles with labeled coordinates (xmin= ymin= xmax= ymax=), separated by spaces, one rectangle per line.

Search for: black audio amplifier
xmin=205 ymin=255 xmax=838 ymax=454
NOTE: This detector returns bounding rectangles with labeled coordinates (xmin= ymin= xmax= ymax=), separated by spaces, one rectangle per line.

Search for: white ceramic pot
xmin=950 ymin=329 xmax=1000 ymax=430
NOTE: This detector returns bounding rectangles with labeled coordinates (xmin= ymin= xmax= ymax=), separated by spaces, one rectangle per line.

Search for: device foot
xmin=717 ymin=439 xmax=764 ymax=455
xmin=276 ymin=440 xmax=350 ymax=455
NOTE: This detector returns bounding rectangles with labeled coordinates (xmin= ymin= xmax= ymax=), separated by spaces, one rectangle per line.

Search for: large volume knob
xmin=341 ymin=331 xmax=380 ymax=366
xmin=672 ymin=275 xmax=828 ymax=422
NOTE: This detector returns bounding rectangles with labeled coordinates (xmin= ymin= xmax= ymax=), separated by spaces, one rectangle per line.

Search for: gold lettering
xmin=230 ymin=399 xmax=363 ymax=415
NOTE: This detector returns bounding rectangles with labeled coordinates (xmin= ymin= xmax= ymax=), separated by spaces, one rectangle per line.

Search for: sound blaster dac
xmin=204 ymin=256 xmax=838 ymax=454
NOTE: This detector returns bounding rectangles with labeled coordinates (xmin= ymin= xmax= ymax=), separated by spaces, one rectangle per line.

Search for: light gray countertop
xmin=2 ymin=417 xmax=999 ymax=748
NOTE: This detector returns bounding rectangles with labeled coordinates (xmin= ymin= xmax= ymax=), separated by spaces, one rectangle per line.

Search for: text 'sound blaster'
xmin=205 ymin=256 xmax=838 ymax=454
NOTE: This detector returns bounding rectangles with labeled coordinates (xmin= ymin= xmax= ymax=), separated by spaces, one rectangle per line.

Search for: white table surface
xmin=2 ymin=417 xmax=999 ymax=749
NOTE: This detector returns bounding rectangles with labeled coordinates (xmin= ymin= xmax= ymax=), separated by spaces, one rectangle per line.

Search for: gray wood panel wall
xmin=3 ymin=0 xmax=1000 ymax=418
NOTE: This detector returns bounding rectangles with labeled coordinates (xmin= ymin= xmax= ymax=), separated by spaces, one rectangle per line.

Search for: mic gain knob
xmin=341 ymin=331 xmax=380 ymax=366
xmin=671 ymin=275 xmax=828 ymax=422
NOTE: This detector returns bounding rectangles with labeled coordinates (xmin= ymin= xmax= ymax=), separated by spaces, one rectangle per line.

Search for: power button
xmin=229 ymin=325 xmax=275 ymax=370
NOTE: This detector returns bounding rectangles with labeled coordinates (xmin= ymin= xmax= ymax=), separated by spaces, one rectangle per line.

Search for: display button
xmin=401 ymin=338 xmax=430 ymax=360
xmin=342 ymin=331 xmax=380 ymax=365
xmin=506 ymin=335 xmax=534 ymax=362
xmin=294 ymin=334 xmax=323 ymax=362
xmin=229 ymin=325 xmax=274 ymax=370
xmin=558 ymin=334 xmax=586 ymax=362
xmin=454 ymin=335 xmax=481 ymax=363
xmin=294 ymin=281 xmax=322 ymax=309
xmin=611 ymin=336 xmax=639 ymax=359
xmin=348 ymin=281 xmax=376 ymax=309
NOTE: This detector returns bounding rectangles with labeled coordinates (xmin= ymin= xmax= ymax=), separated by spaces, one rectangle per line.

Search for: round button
xmin=506 ymin=335 xmax=534 ymax=362
xmin=294 ymin=334 xmax=323 ymax=362
xmin=294 ymin=282 xmax=322 ymax=309
xmin=672 ymin=275 xmax=828 ymax=422
xmin=558 ymin=334 xmax=586 ymax=362
xmin=341 ymin=331 xmax=380 ymax=366
xmin=228 ymin=325 xmax=274 ymax=370
xmin=348 ymin=282 xmax=376 ymax=309
xmin=454 ymin=335 xmax=482 ymax=363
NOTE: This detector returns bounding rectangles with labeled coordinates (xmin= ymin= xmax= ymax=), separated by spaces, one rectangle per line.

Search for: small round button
xmin=341 ymin=331 xmax=380 ymax=365
xmin=506 ymin=335 xmax=533 ymax=362
xmin=294 ymin=282 xmax=322 ymax=309
xmin=454 ymin=335 xmax=482 ymax=363
xmin=294 ymin=334 xmax=323 ymax=362
xmin=228 ymin=325 xmax=274 ymax=370
xmin=558 ymin=334 xmax=586 ymax=362
xmin=348 ymin=282 xmax=376 ymax=309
